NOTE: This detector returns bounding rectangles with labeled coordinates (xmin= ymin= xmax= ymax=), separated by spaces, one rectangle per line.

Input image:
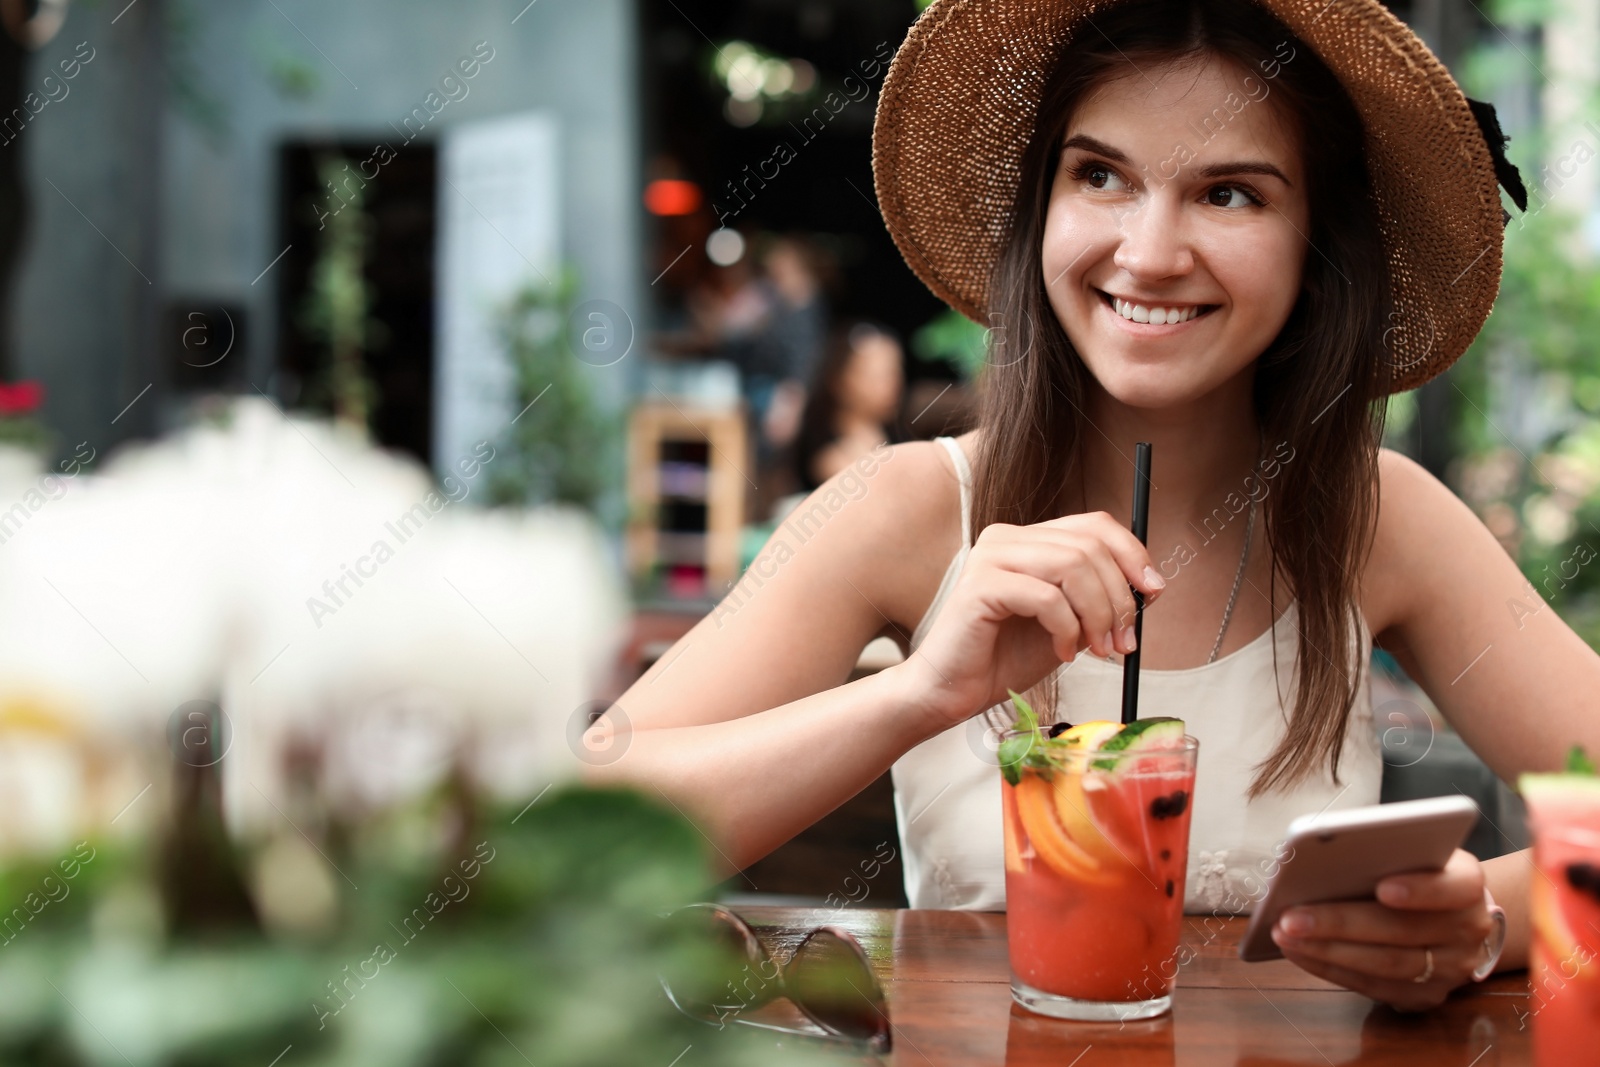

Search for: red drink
xmin=1520 ymin=770 xmax=1600 ymax=1065
xmin=1001 ymin=722 xmax=1198 ymax=1020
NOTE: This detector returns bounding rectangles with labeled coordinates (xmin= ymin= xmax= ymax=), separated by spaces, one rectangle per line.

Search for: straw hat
xmin=871 ymin=0 xmax=1530 ymax=395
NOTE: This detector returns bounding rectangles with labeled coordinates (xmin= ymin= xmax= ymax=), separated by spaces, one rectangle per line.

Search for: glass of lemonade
xmin=999 ymin=702 xmax=1198 ymax=1021
xmin=1520 ymin=763 xmax=1600 ymax=1064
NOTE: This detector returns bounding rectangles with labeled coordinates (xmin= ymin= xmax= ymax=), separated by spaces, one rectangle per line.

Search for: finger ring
xmin=1411 ymin=947 xmax=1434 ymax=984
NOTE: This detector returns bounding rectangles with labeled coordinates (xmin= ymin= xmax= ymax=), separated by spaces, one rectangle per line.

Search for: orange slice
xmin=1014 ymin=774 xmax=1120 ymax=885
xmin=1002 ymin=782 xmax=1026 ymax=874
xmin=1532 ymin=869 xmax=1600 ymax=982
xmin=1057 ymin=720 xmax=1122 ymax=749
xmin=1051 ymin=769 xmax=1138 ymax=872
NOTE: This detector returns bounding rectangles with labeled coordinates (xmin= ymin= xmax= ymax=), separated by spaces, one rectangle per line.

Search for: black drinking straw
xmin=1120 ymin=442 xmax=1153 ymax=725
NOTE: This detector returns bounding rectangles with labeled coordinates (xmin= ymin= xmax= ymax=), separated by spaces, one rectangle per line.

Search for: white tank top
xmin=890 ymin=436 xmax=1384 ymax=914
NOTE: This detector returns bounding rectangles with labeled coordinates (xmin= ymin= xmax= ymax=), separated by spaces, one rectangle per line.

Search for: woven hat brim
xmin=871 ymin=0 xmax=1506 ymax=395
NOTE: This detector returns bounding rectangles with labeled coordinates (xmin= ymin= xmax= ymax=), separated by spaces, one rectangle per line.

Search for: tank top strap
xmin=910 ymin=437 xmax=976 ymax=653
xmin=935 ymin=436 xmax=973 ymax=549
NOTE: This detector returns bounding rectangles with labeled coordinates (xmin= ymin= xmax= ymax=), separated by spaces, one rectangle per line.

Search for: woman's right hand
xmin=892 ymin=511 xmax=1166 ymax=730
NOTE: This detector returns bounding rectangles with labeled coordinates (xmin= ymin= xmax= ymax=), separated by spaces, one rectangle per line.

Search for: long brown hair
xmin=971 ymin=0 xmax=1392 ymax=798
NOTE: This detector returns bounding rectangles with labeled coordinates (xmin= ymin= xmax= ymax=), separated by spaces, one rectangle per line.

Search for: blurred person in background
xmin=668 ymin=232 xmax=828 ymax=458
xmin=682 ymin=247 xmax=768 ymax=353
xmin=775 ymin=321 xmax=906 ymax=521
xmin=749 ymin=235 xmax=828 ymax=454
xmin=694 ymin=232 xmax=828 ymax=521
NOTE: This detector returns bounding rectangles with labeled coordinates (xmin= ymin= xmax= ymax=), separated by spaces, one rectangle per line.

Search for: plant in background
xmin=0 ymin=781 xmax=839 ymax=1065
xmin=484 ymin=269 xmax=624 ymax=524
xmin=707 ymin=39 xmax=822 ymax=128
xmin=0 ymin=380 xmax=49 ymax=454
xmin=297 ymin=152 xmax=383 ymax=435
xmin=909 ymin=306 xmax=988 ymax=382
xmin=1448 ymin=200 xmax=1600 ymax=645
xmin=148 ymin=0 xmax=325 ymax=145
xmin=251 ymin=30 xmax=322 ymax=101
xmin=165 ymin=0 xmax=232 ymax=145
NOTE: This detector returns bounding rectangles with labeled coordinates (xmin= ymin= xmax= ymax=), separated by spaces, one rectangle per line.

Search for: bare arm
xmin=1258 ymin=449 xmax=1599 ymax=1004
xmin=583 ymin=432 xmax=1164 ymax=877
xmin=1480 ymin=848 xmax=1532 ymax=971
xmin=580 ymin=439 xmax=959 ymax=873
xmin=1374 ymin=448 xmax=1600 ymax=969
xmin=1373 ymin=448 xmax=1600 ymax=783
xmin=1286 ymin=454 xmax=1600 ymax=991
xmin=587 ymin=667 xmax=941 ymax=876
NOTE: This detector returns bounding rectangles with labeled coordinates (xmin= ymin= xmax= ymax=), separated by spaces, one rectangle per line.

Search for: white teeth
xmin=1111 ymin=296 xmax=1205 ymax=324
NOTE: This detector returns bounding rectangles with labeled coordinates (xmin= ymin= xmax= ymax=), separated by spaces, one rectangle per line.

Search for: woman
xmin=587 ymin=0 xmax=1600 ymax=1012
xmin=792 ymin=320 xmax=908 ymax=495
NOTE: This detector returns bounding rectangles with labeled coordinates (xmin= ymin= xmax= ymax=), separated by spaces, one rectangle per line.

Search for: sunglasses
xmin=658 ymin=903 xmax=892 ymax=1055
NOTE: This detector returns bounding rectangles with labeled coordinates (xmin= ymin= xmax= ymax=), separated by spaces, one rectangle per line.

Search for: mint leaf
xmin=1001 ymin=689 xmax=1051 ymax=784
xmin=1006 ymin=688 xmax=1038 ymax=734
xmin=997 ymin=734 xmax=1033 ymax=786
xmin=1567 ymin=744 xmax=1597 ymax=775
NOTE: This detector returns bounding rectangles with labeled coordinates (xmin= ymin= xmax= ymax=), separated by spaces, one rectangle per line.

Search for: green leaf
xmin=997 ymin=735 xmax=1032 ymax=786
xmin=1001 ymin=689 xmax=1069 ymax=781
xmin=1006 ymin=688 xmax=1038 ymax=734
xmin=910 ymin=307 xmax=988 ymax=381
xmin=1566 ymin=744 xmax=1597 ymax=775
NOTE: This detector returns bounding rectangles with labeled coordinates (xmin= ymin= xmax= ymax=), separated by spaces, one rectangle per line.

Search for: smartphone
xmin=1237 ymin=794 xmax=1481 ymax=962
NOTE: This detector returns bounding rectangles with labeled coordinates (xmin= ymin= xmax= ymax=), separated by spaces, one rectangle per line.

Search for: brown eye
xmin=1069 ymin=160 xmax=1127 ymax=192
xmin=1207 ymin=184 xmax=1264 ymax=209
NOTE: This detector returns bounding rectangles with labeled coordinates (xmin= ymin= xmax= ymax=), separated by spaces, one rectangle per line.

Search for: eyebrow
xmin=1061 ymin=134 xmax=1127 ymax=162
xmin=1060 ymin=133 xmax=1293 ymax=186
xmin=1192 ymin=159 xmax=1291 ymax=184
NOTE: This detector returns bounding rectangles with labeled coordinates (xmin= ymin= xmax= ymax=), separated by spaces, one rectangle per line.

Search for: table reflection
xmin=1006 ymin=1007 xmax=1175 ymax=1066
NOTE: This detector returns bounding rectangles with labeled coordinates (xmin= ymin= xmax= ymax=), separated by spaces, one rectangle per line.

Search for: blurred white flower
xmin=0 ymin=396 xmax=629 ymax=847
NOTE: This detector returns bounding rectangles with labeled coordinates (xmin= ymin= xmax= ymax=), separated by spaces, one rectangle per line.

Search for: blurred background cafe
xmin=0 ymin=0 xmax=1595 ymax=1061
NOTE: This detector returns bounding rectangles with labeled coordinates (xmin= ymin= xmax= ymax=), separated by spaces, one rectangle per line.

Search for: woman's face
xmin=1040 ymin=53 xmax=1310 ymax=410
xmin=842 ymin=332 xmax=904 ymax=420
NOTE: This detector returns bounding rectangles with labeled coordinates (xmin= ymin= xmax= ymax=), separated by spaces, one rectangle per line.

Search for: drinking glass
xmin=1001 ymin=732 xmax=1199 ymax=1020
xmin=1524 ymin=806 xmax=1600 ymax=1064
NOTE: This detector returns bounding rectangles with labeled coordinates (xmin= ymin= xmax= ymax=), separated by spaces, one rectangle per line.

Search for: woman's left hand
xmin=1270 ymin=848 xmax=1499 ymax=1012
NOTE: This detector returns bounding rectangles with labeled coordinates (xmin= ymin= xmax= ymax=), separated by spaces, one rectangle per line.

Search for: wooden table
xmin=734 ymin=906 xmax=1532 ymax=1065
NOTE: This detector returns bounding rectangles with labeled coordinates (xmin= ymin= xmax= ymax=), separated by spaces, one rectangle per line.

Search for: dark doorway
xmin=276 ymin=140 xmax=438 ymax=467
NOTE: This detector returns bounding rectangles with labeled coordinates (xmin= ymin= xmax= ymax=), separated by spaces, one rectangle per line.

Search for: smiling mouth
xmin=1096 ymin=289 xmax=1221 ymax=326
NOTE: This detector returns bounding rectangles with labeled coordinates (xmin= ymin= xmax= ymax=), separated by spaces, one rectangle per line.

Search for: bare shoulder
xmin=1373 ymin=444 xmax=1429 ymax=529
xmin=1367 ymin=446 xmax=1479 ymax=644
xmin=832 ymin=435 xmax=969 ymax=650
xmin=609 ymin=435 xmax=969 ymax=732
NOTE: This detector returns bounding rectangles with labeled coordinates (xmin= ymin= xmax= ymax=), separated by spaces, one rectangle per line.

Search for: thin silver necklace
xmin=1208 ymin=433 xmax=1265 ymax=663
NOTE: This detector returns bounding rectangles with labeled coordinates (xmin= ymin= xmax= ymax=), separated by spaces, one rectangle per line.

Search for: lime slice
xmin=1519 ymin=772 xmax=1600 ymax=813
xmin=1090 ymin=717 xmax=1186 ymax=772
xmin=1104 ymin=717 xmax=1186 ymax=751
